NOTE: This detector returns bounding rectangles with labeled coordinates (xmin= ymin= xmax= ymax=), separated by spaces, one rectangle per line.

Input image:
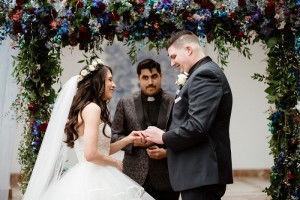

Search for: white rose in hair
xmin=92 ymin=60 xmax=98 ymax=67
xmin=88 ymin=65 xmax=96 ymax=71
xmin=77 ymin=75 xmax=83 ymax=82
xmin=81 ymin=69 xmax=88 ymax=76
xmin=96 ymin=59 xmax=104 ymax=65
xmin=175 ymin=72 xmax=188 ymax=87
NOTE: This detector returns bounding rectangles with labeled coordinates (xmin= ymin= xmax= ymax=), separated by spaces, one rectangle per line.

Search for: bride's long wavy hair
xmin=64 ymin=64 xmax=113 ymax=148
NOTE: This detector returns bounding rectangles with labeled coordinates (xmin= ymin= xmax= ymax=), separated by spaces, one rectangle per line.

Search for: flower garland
xmin=0 ymin=0 xmax=299 ymax=198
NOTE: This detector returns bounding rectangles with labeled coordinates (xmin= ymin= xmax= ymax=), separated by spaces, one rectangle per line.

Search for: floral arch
xmin=1 ymin=0 xmax=300 ymax=198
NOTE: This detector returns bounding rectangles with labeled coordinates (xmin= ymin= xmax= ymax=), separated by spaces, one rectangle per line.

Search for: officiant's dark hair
xmin=64 ymin=64 xmax=112 ymax=148
xmin=136 ymin=59 xmax=161 ymax=76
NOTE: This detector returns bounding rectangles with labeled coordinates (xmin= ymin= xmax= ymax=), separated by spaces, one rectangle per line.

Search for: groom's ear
xmin=185 ymin=46 xmax=193 ymax=56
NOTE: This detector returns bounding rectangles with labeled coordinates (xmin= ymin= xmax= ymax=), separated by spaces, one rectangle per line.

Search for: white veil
xmin=22 ymin=76 xmax=78 ymax=200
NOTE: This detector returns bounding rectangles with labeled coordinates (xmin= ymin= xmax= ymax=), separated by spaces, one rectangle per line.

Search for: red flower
xmin=90 ymin=2 xmax=106 ymax=16
xmin=39 ymin=123 xmax=48 ymax=132
xmin=50 ymin=21 xmax=58 ymax=30
xmin=287 ymin=173 xmax=295 ymax=180
xmin=100 ymin=27 xmax=115 ymax=41
xmin=207 ymin=2 xmax=215 ymax=10
xmin=289 ymin=140 xmax=298 ymax=149
xmin=98 ymin=2 xmax=106 ymax=12
xmin=237 ymin=31 xmax=245 ymax=38
xmin=79 ymin=25 xmax=87 ymax=32
xmin=238 ymin=0 xmax=246 ymax=7
xmin=230 ymin=12 xmax=238 ymax=19
xmin=123 ymin=31 xmax=129 ymax=38
xmin=200 ymin=0 xmax=207 ymax=7
xmin=28 ymin=103 xmax=38 ymax=112
xmin=16 ymin=0 xmax=25 ymax=6
xmin=8 ymin=13 xmax=13 ymax=20
xmin=198 ymin=0 xmax=215 ymax=10
xmin=13 ymin=11 xmax=23 ymax=21
xmin=110 ymin=12 xmax=120 ymax=21
xmin=76 ymin=0 xmax=84 ymax=8
xmin=265 ymin=0 xmax=275 ymax=15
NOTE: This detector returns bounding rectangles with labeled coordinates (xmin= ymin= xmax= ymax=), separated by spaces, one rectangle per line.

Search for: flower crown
xmin=77 ymin=58 xmax=104 ymax=82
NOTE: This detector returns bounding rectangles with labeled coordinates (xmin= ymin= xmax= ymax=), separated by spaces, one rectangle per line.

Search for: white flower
xmin=175 ymin=72 xmax=188 ymax=88
xmin=77 ymin=58 xmax=105 ymax=83
xmin=88 ymin=64 xmax=96 ymax=71
xmin=92 ymin=60 xmax=98 ymax=67
xmin=125 ymin=2 xmax=132 ymax=7
xmin=96 ymin=58 xmax=104 ymax=65
xmin=80 ymin=69 xmax=88 ymax=76
xmin=77 ymin=75 xmax=83 ymax=82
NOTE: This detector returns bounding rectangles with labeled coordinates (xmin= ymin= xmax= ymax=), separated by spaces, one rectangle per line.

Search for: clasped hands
xmin=130 ymin=126 xmax=165 ymax=145
xmin=129 ymin=126 xmax=165 ymax=159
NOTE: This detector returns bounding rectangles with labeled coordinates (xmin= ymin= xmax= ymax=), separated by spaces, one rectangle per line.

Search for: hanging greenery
xmin=0 ymin=0 xmax=300 ymax=198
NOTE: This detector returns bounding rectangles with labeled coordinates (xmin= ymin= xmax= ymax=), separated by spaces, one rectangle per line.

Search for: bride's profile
xmin=22 ymin=59 xmax=153 ymax=200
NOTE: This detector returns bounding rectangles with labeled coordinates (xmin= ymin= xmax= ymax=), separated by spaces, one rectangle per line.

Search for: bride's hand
xmin=115 ymin=160 xmax=123 ymax=171
xmin=126 ymin=131 xmax=145 ymax=144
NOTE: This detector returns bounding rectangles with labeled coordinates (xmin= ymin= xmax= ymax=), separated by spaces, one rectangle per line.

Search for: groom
xmin=144 ymin=30 xmax=233 ymax=200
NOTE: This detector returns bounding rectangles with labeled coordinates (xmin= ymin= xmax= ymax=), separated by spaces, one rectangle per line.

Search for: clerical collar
xmin=147 ymin=97 xmax=155 ymax=101
xmin=141 ymin=89 xmax=163 ymax=102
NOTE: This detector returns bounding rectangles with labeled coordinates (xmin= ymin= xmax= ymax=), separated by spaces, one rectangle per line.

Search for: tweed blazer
xmin=163 ymin=56 xmax=233 ymax=191
xmin=111 ymin=90 xmax=174 ymax=191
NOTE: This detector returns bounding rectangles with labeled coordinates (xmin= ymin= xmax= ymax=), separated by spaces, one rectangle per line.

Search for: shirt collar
xmin=188 ymin=56 xmax=212 ymax=77
xmin=141 ymin=89 xmax=163 ymax=102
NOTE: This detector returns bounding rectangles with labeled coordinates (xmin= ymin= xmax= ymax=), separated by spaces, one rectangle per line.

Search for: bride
xmin=22 ymin=59 xmax=153 ymax=200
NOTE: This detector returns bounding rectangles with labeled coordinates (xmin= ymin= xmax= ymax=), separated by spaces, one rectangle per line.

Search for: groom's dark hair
xmin=136 ymin=59 xmax=161 ymax=76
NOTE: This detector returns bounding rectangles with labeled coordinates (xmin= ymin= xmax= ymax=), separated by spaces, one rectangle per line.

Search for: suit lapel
xmin=133 ymin=92 xmax=147 ymax=130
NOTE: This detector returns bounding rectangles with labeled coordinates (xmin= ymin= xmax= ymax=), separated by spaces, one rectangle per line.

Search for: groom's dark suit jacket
xmin=111 ymin=90 xmax=174 ymax=191
xmin=163 ymin=56 xmax=233 ymax=191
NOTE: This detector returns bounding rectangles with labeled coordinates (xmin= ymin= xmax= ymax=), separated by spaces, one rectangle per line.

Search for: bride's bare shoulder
xmin=83 ymin=102 xmax=101 ymax=114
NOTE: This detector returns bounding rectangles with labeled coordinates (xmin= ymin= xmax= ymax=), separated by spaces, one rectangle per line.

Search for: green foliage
xmin=209 ymin=22 xmax=252 ymax=68
xmin=262 ymin=32 xmax=300 ymax=199
xmin=11 ymin=36 xmax=63 ymax=192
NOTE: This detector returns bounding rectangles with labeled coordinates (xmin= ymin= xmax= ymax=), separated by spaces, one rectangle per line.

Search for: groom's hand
xmin=131 ymin=131 xmax=154 ymax=147
xmin=144 ymin=126 xmax=164 ymax=144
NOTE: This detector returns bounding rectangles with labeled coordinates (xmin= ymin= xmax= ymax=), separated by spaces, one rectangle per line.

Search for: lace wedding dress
xmin=39 ymin=123 xmax=147 ymax=200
